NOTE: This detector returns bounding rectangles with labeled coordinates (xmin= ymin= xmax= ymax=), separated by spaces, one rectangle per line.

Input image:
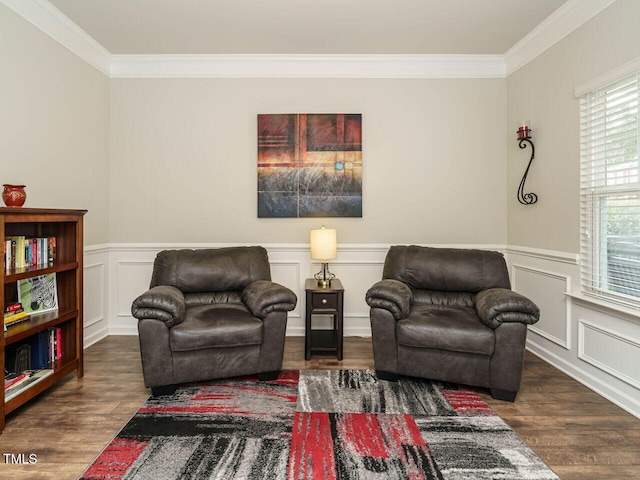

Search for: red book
xmin=5 ymin=302 xmax=23 ymax=314
xmin=56 ymin=328 xmax=62 ymax=361
xmin=48 ymin=237 xmax=56 ymax=263
xmin=33 ymin=238 xmax=38 ymax=266
xmin=4 ymin=373 xmax=28 ymax=389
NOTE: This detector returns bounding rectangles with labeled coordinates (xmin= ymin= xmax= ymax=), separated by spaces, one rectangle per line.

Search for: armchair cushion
xmin=170 ymin=304 xmax=262 ymax=352
xmin=242 ymin=280 xmax=297 ymax=319
xmin=475 ymin=288 xmax=540 ymax=329
xmin=412 ymin=289 xmax=474 ymax=307
xmin=131 ymin=285 xmax=186 ymax=327
xmin=397 ymin=304 xmax=495 ymax=355
xmin=185 ymin=291 xmax=242 ymax=306
xmin=150 ymin=247 xmax=271 ymax=293
xmin=365 ymin=279 xmax=413 ymax=320
xmin=383 ymin=245 xmax=511 ymax=292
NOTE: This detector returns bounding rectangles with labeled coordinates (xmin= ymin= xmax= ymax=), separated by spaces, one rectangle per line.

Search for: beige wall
xmin=110 ymin=78 xmax=507 ymax=244
xmin=507 ymin=0 xmax=640 ymax=253
xmin=0 ymin=5 xmax=111 ymax=246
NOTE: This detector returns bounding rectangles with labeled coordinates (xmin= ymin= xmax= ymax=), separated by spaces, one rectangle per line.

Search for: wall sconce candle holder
xmin=516 ymin=122 xmax=537 ymax=205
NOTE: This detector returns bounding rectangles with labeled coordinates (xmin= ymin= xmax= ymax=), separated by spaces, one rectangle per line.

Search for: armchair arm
xmin=242 ymin=280 xmax=297 ymax=319
xmin=365 ymin=279 xmax=413 ymax=320
xmin=475 ymin=288 xmax=540 ymax=329
xmin=131 ymin=285 xmax=186 ymax=328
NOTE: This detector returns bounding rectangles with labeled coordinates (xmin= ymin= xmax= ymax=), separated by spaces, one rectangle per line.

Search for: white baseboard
xmin=84 ymin=325 xmax=109 ymax=349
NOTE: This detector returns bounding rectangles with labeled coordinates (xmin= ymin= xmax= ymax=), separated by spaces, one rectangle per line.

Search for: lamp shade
xmin=310 ymin=226 xmax=337 ymax=260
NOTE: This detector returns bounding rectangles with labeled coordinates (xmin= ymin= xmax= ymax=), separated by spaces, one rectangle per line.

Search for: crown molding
xmin=110 ymin=54 xmax=506 ymax=79
xmin=504 ymin=0 xmax=617 ymax=76
xmin=4 ymin=0 xmax=616 ymax=79
xmin=1 ymin=0 xmax=111 ymax=75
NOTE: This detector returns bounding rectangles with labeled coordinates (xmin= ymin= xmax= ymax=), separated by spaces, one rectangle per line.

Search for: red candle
xmin=517 ymin=121 xmax=531 ymax=139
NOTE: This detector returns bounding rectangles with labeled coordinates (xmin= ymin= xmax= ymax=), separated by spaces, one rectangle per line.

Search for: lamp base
xmin=314 ymin=262 xmax=335 ymax=287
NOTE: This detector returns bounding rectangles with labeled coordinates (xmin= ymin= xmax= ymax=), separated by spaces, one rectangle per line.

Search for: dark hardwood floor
xmin=0 ymin=335 xmax=639 ymax=479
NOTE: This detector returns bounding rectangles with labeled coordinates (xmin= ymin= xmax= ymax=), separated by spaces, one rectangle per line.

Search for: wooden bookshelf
xmin=1 ymin=207 xmax=86 ymax=432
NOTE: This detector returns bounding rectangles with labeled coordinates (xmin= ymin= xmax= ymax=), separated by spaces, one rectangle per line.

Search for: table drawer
xmin=312 ymin=292 xmax=338 ymax=310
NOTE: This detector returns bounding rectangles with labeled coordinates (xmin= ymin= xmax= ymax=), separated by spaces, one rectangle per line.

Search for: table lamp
xmin=310 ymin=225 xmax=337 ymax=287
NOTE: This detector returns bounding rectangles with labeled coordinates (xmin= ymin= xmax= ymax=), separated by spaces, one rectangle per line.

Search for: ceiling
xmin=47 ymin=0 xmax=567 ymax=55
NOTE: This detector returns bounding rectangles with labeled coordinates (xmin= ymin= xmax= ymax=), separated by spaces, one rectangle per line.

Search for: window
xmin=580 ymin=70 xmax=640 ymax=307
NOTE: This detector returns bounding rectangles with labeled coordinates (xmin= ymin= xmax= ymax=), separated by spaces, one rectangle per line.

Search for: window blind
xmin=580 ymin=71 xmax=640 ymax=307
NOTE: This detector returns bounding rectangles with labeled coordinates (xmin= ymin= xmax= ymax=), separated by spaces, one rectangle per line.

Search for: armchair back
xmin=383 ymin=245 xmax=510 ymax=292
xmin=150 ymin=246 xmax=271 ymax=293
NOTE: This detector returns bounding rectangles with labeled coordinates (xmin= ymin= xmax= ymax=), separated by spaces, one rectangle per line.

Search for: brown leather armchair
xmin=365 ymin=245 xmax=540 ymax=401
xmin=131 ymin=246 xmax=297 ymax=396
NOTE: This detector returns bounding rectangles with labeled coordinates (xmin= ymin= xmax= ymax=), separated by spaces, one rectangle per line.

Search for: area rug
xmin=80 ymin=370 xmax=559 ymax=479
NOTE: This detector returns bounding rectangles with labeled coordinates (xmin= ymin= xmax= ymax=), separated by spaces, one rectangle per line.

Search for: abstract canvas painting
xmin=258 ymin=114 xmax=362 ymax=217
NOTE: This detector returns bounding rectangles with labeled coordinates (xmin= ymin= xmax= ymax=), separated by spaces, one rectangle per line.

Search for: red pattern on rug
xmin=82 ymin=438 xmax=149 ymax=479
xmin=440 ymin=387 xmax=496 ymax=416
xmin=289 ymin=412 xmax=441 ymax=479
xmin=288 ymin=412 xmax=337 ymax=480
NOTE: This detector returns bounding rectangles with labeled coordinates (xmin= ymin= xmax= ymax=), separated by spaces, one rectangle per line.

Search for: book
xmin=47 ymin=327 xmax=64 ymax=363
xmin=4 ymin=310 xmax=30 ymax=326
xmin=49 ymin=327 xmax=57 ymax=363
xmin=4 ymin=372 xmax=29 ymax=389
xmin=4 ymin=236 xmax=56 ymax=271
xmin=56 ymin=327 xmax=62 ymax=361
xmin=4 ymin=302 xmax=31 ymax=326
xmin=4 ymin=239 xmax=13 ymax=271
xmin=5 ymin=343 xmax=31 ymax=373
xmin=5 ymin=236 xmax=25 ymax=269
xmin=29 ymin=331 xmax=51 ymax=370
xmin=5 ymin=302 xmax=23 ymax=313
xmin=4 ymin=369 xmax=54 ymax=402
xmin=18 ymin=273 xmax=58 ymax=315
xmin=48 ymin=237 xmax=56 ymax=263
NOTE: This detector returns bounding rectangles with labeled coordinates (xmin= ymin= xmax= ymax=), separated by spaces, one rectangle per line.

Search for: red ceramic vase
xmin=2 ymin=184 xmax=27 ymax=208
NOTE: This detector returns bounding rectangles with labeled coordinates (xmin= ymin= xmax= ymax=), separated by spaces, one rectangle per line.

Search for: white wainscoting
xmin=507 ymin=246 xmax=640 ymax=419
xmin=83 ymin=245 xmax=109 ymax=348
xmin=82 ymin=243 xmax=640 ymax=418
xmin=578 ymin=320 xmax=640 ymax=390
xmin=511 ymin=264 xmax=571 ymax=349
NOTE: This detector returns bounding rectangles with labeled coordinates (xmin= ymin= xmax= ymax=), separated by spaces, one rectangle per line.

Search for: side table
xmin=304 ymin=278 xmax=344 ymax=360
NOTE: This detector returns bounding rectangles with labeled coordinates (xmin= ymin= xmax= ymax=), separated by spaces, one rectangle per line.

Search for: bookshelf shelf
xmin=1 ymin=207 xmax=86 ymax=432
xmin=4 ymin=360 xmax=79 ymax=414
xmin=5 ymin=309 xmax=79 ymax=345
xmin=4 ymin=262 xmax=79 ymax=283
